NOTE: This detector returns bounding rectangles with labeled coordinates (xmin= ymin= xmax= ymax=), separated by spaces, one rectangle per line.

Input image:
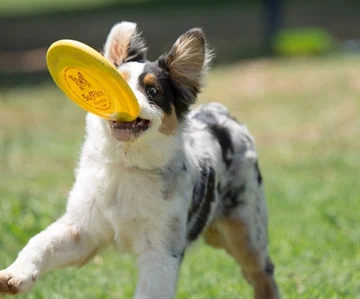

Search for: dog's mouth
xmin=109 ymin=117 xmax=151 ymax=141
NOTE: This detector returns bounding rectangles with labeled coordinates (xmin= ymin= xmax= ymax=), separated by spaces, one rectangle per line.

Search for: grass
xmin=0 ymin=55 xmax=359 ymax=298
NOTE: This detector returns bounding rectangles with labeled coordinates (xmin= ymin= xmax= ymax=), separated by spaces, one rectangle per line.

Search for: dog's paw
xmin=0 ymin=269 xmax=35 ymax=295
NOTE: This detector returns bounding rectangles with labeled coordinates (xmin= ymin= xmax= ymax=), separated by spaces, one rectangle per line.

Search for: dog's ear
xmin=103 ymin=22 xmax=147 ymax=66
xmin=158 ymin=28 xmax=213 ymax=106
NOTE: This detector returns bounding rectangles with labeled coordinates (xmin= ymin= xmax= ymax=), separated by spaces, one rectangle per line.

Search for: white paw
xmin=0 ymin=268 xmax=36 ymax=295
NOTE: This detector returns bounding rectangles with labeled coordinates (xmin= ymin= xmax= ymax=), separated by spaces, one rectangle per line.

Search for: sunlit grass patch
xmin=0 ymin=55 xmax=359 ymax=298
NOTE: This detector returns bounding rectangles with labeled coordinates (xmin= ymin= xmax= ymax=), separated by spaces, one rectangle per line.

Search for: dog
xmin=0 ymin=22 xmax=280 ymax=299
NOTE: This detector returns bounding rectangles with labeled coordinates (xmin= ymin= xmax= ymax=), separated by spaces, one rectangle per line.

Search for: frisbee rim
xmin=46 ymin=39 xmax=140 ymax=121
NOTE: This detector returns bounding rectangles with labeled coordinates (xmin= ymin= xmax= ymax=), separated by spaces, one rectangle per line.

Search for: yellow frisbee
xmin=46 ymin=40 xmax=140 ymax=122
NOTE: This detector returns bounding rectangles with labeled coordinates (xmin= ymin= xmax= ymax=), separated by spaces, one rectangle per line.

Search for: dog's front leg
xmin=0 ymin=215 xmax=97 ymax=295
xmin=135 ymin=247 xmax=182 ymax=299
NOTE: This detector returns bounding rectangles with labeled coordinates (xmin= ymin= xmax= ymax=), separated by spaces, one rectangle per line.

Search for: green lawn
xmin=0 ymin=55 xmax=359 ymax=298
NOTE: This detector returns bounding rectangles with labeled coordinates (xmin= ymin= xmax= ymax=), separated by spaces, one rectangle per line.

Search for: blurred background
xmin=0 ymin=0 xmax=359 ymax=298
xmin=1 ymin=0 xmax=360 ymax=83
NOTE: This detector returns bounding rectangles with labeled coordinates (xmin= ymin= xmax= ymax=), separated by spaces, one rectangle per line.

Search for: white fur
xmin=0 ymin=109 xmax=189 ymax=297
xmin=104 ymin=22 xmax=137 ymax=65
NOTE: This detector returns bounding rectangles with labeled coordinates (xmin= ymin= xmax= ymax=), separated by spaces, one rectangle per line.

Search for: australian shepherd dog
xmin=0 ymin=22 xmax=279 ymax=299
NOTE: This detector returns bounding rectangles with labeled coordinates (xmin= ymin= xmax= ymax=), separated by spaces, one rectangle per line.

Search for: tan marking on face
xmin=159 ymin=104 xmax=178 ymax=135
xmin=143 ymin=73 xmax=157 ymax=86
xmin=119 ymin=70 xmax=130 ymax=82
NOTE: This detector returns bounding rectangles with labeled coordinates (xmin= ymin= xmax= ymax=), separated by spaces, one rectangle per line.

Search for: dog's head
xmin=103 ymin=21 xmax=212 ymax=141
xmin=85 ymin=22 xmax=213 ymax=167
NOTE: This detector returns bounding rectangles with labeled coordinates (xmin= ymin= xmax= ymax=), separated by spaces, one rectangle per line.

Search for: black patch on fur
xmin=157 ymin=57 xmax=197 ymax=119
xmin=126 ymin=34 xmax=147 ymax=63
xmin=139 ymin=63 xmax=174 ymax=115
xmin=265 ymin=260 xmax=275 ymax=276
xmin=221 ymin=184 xmax=246 ymax=211
xmin=212 ymin=126 xmax=234 ymax=167
xmin=193 ymin=111 xmax=234 ymax=167
xmin=187 ymin=166 xmax=208 ymax=221
xmin=157 ymin=28 xmax=205 ymax=107
xmin=182 ymin=163 xmax=187 ymax=172
xmin=254 ymin=161 xmax=263 ymax=185
xmin=217 ymin=182 xmax=222 ymax=193
xmin=139 ymin=61 xmax=195 ymax=120
xmin=187 ymin=164 xmax=216 ymax=242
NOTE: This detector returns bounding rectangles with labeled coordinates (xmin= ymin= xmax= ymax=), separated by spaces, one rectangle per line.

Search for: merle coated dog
xmin=0 ymin=22 xmax=279 ymax=299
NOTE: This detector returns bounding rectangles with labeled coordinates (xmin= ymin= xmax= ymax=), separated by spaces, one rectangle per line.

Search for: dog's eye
xmin=147 ymin=87 xmax=158 ymax=96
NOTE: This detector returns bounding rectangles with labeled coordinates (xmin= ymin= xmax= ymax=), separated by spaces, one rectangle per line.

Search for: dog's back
xmin=181 ymin=102 xmax=267 ymax=243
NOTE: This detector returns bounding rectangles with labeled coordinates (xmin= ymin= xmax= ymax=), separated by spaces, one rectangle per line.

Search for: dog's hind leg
xmin=203 ymin=166 xmax=280 ymax=298
xmin=204 ymin=217 xmax=279 ymax=299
